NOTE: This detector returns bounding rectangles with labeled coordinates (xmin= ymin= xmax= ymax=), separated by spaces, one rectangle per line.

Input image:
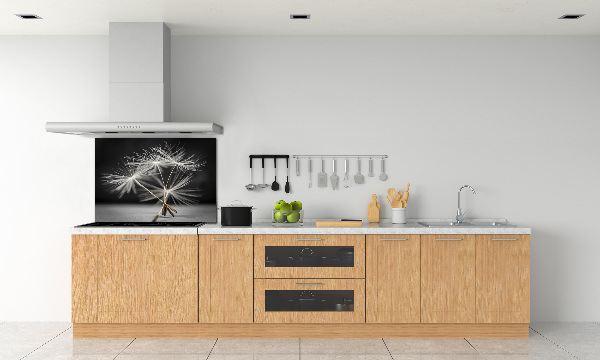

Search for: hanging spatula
xmin=318 ymin=159 xmax=327 ymax=188
xmin=354 ymin=158 xmax=365 ymax=184
xmin=330 ymin=159 xmax=339 ymax=190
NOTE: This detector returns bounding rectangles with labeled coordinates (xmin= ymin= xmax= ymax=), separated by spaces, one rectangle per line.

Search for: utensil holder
xmin=392 ymin=208 xmax=407 ymax=224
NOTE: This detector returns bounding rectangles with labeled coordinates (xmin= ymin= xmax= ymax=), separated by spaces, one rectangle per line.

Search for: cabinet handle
xmin=120 ymin=238 xmax=146 ymax=241
xmin=436 ymin=238 xmax=462 ymax=241
xmin=213 ymin=238 xmax=240 ymax=241
xmin=296 ymin=238 xmax=322 ymax=241
xmin=296 ymin=283 xmax=323 ymax=286
xmin=381 ymin=238 xmax=407 ymax=241
xmin=492 ymin=238 xmax=517 ymax=241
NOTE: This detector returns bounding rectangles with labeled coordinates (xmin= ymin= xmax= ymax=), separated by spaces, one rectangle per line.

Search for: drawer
xmin=254 ymin=234 xmax=365 ymax=278
xmin=254 ymin=278 xmax=366 ymax=323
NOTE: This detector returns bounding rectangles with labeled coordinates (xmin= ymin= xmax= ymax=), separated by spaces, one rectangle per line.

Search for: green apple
xmin=279 ymin=202 xmax=293 ymax=216
xmin=287 ymin=210 xmax=300 ymax=223
xmin=275 ymin=200 xmax=287 ymax=210
xmin=273 ymin=210 xmax=285 ymax=223
xmin=290 ymin=201 xmax=303 ymax=210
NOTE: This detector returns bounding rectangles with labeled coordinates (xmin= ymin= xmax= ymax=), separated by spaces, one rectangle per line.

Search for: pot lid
xmin=222 ymin=200 xmax=252 ymax=208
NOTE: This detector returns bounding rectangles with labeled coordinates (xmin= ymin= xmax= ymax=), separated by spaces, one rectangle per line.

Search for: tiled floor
xmin=0 ymin=322 xmax=599 ymax=360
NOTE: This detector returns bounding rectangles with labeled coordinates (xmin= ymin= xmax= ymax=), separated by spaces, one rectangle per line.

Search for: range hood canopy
xmin=45 ymin=122 xmax=223 ymax=136
xmin=46 ymin=22 xmax=222 ymax=137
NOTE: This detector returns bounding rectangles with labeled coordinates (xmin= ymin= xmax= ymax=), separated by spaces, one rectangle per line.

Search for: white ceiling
xmin=1 ymin=0 xmax=598 ymax=35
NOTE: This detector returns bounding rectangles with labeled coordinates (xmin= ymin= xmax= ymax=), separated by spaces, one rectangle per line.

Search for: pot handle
xmin=230 ymin=200 xmax=243 ymax=206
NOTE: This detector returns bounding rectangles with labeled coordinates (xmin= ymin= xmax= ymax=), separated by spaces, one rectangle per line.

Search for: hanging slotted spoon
xmin=343 ymin=158 xmax=350 ymax=188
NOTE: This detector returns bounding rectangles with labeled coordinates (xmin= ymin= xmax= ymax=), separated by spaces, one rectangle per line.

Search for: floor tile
xmin=531 ymin=323 xmax=600 ymax=360
xmin=207 ymin=355 xmax=298 ymax=360
xmin=300 ymin=338 xmax=389 ymax=355
xmin=24 ymin=328 xmax=134 ymax=360
xmin=27 ymin=355 xmax=116 ymax=360
xmin=530 ymin=322 xmax=600 ymax=340
xmin=0 ymin=322 xmax=71 ymax=360
xmin=466 ymin=337 xmax=530 ymax=354
xmin=117 ymin=355 xmax=200 ymax=360
xmin=484 ymin=356 xmax=570 ymax=360
xmin=382 ymin=338 xmax=478 ymax=355
xmin=122 ymin=338 xmax=216 ymax=355
xmin=300 ymin=355 xmax=393 ymax=360
xmin=210 ymin=338 xmax=299 ymax=355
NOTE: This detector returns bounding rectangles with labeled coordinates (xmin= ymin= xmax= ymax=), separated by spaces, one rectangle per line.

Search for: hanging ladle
xmin=258 ymin=158 xmax=269 ymax=188
xmin=246 ymin=158 xmax=256 ymax=191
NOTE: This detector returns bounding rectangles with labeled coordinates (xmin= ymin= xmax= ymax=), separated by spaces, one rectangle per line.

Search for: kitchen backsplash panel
xmin=95 ymin=138 xmax=217 ymax=223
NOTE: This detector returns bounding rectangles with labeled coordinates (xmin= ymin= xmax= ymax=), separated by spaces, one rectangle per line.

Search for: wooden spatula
xmin=401 ymin=183 xmax=410 ymax=208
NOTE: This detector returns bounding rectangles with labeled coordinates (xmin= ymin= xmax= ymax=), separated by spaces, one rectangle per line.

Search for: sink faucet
xmin=456 ymin=185 xmax=476 ymax=224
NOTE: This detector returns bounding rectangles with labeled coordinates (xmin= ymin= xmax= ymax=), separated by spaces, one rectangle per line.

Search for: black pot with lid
xmin=219 ymin=200 xmax=255 ymax=226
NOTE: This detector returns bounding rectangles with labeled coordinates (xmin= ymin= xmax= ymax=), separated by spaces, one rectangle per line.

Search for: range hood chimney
xmin=46 ymin=22 xmax=223 ymax=136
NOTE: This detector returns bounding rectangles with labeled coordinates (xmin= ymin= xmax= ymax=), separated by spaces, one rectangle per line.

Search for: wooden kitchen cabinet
xmin=476 ymin=235 xmax=530 ymax=323
xmin=366 ymin=235 xmax=420 ymax=323
xmin=198 ymin=234 xmax=253 ymax=323
xmin=421 ymin=234 xmax=476 ymax=323
xmin=72 ymin=235 xmax=99 ymax=323
xmin=96 ymin=234 xmax=198 ymax=323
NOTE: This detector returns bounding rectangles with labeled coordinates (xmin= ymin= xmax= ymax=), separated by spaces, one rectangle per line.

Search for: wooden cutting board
xmin=315 ymin=220 xmax=363 ymax=227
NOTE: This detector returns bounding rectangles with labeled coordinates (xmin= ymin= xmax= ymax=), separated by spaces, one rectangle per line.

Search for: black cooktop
xmin=77 ymin=222 xmax=206 ymax=227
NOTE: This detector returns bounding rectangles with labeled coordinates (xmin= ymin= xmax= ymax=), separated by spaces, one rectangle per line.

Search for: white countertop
xmin=71 ymin=219 xmax=531 ymax=235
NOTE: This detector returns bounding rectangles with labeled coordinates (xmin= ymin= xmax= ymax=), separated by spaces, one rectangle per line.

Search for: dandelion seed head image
xmin=95 ymin=138 xmax=217 ymax=223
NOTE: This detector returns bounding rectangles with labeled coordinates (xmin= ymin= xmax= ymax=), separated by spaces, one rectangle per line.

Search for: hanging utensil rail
xmin=292 ymin=155 xmax=388 ymax=159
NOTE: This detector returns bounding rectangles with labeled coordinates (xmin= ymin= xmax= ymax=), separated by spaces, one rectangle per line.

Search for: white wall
xmin=1 ymin=35 xmax=599 ymax=322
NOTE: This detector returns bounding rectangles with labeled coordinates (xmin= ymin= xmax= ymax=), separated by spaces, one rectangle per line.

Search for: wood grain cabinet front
xmin=366 ymin=235 xmax=420 ymax=323
xmin=72 ymin=235 xmax=99 ymax=323
xmin=476 ymin=235 xmax=530 ymax=323
xmin=254 ymin=234 xmax=365 ymax=279
xmin=198 ymin=235 xmax=253 ymax=323
xmin=421 ymin=234 xmax=476 ymax=323
xmin=95 ymin=234 xmax=198 ymax=323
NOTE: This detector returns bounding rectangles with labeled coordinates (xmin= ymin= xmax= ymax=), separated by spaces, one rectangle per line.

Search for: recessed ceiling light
xmin=15 ymin=14 xmax=42 ymax=19
xmin=559 ymin=14 xmax=585 ymax=19
xmin=290 ymin=14 xmax=310 ymax=20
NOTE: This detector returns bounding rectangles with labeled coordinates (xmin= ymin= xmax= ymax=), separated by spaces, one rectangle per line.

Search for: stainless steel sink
xmin=418 ymin=221 xmax=516 ymax=228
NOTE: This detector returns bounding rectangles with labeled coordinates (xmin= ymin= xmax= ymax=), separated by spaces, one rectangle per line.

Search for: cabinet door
xmin=366 ymin=235 xmax=420 ymax=323
xmin=72 ymin=235 xmax=98 ymax=323
xmin=97 ymin=234 xmax=198 ymax=323
xmin=199 ymin=235 xmax=253 ymax=323
xmin=421 ymin=234 xmax=476 ymax=323
xmin=476 ymin=235 xmax=530 ymax=323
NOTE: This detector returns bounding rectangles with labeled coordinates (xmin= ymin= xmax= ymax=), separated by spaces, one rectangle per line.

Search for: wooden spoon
xmin=386 ymin=196 xmax=393 ymax=207
xmin=394 ymin=189 xmax=403 ymax=202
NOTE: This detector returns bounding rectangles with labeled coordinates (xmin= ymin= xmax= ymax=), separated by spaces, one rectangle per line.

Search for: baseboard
xmin=73 ymin=323 xmax=529 ymax=338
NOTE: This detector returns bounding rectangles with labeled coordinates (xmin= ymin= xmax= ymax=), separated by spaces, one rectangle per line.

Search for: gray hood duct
xmin=46 ymin=22 xmax=222 ymax=136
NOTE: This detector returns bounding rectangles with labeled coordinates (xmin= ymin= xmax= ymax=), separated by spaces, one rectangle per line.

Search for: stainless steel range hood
xmin=46 ymin=22 xmax=222 ymax=136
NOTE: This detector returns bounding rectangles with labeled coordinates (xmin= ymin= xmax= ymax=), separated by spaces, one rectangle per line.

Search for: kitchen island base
xmin=73 ymin=323 xmax=529 ymax=338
